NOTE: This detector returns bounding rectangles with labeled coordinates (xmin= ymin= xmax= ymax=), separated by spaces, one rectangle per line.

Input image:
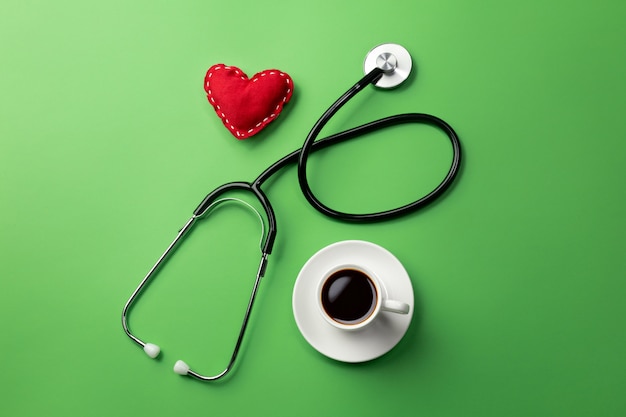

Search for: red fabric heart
xmin=204 ymin=64 xmax=293 ymax=139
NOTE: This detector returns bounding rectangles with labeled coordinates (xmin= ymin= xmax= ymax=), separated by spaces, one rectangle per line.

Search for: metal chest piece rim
xmin=364 ymin=43 xmax=413 ymax=88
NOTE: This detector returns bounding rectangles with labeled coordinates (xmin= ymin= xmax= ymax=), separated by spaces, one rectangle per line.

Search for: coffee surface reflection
xmin=320 ymin=268 xmax=377 ymax=325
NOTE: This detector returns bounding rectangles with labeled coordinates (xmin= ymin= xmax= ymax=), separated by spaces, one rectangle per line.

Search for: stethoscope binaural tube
xmin=193 ymin=182 xmax=277 ymax=255
xmin=121 ymin=183 xmax=274 ymax=381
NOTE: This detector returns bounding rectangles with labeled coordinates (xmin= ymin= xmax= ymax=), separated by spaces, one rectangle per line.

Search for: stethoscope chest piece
xmin=364 ymin=43 xmax=413 ymax=88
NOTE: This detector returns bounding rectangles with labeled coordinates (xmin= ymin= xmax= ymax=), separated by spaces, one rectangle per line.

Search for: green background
xmin=1 ymin=0 xmax=625 ymax=415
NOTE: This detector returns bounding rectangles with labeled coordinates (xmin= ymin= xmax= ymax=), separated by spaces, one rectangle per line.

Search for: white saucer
xmin=292 ymin=240 xmax=414 ymax=362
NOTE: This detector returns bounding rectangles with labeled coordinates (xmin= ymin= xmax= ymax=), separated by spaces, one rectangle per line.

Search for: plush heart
xmin=204 ymin=64 xmax=293 ymax=139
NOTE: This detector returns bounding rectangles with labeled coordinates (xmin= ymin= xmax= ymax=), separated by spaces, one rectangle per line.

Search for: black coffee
xmin=321 ymin=268 xmax=377 ymax=325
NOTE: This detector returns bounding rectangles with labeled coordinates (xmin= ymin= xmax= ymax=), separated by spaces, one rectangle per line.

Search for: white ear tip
xmin=143 ymin=343 xmax=160 ymax=358
xmin=174 ymin=360 xmax=190 ymax=375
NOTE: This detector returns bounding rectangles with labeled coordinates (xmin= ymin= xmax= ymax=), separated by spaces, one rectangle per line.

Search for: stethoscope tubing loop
xmin=297 ymin=72 xmax=462 ymax=222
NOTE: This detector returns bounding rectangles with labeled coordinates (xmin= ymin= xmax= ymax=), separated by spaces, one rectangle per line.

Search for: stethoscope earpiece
xmin=143 ymin=342 xmax=161 ymax=358
xmin=363 ymin=43 xmax=413 ymax=88
xmin=174 ymin=360 xmax=191 ymax=375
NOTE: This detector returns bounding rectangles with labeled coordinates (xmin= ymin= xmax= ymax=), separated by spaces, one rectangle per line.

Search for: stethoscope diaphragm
xmin=363 ymin=43 xmax=413 ymax=88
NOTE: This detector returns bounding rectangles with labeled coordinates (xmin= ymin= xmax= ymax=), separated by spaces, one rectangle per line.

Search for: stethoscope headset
xmin=122 ymin=43 xmax=462 ymax=381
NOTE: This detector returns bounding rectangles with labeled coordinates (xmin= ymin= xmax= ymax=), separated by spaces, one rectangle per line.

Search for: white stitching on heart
xmin=205 ymin=64 xmax=293 ymax=139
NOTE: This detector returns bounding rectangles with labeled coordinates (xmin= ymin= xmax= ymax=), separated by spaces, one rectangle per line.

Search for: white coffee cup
xmin=316 ymin=264 xmax=410 ymax=331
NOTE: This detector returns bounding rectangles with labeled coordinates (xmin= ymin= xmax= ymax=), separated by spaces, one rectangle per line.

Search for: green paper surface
xmin=2 ymin=0 xmax=625 ymax=416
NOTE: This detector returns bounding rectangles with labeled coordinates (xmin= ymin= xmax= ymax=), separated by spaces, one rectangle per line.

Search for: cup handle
xmin=382 ymin=299 xmax=410 ymax=315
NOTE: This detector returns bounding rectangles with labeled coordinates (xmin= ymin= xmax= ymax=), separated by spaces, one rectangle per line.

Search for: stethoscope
xmin=122 ymin=43 xmax=462 ymax=381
